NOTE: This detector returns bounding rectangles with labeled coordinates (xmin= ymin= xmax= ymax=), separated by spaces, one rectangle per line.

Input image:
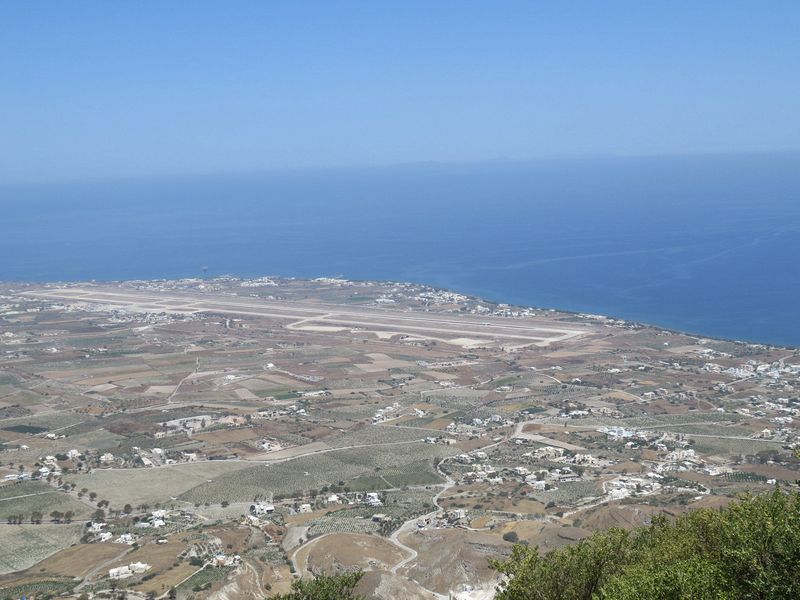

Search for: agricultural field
xmin=179 ymin=442 xmax=451 ymax=504
xmin=0 ymin=488 xmax=91 ymax=523
xmin=177 ymin=566 xmax=234 ymax=597
xmin=688 ymin=436 xmax=784 ymax=457
xmin=63 ymin=461 xmax=254 ymax=506
xmin=0 ymin=580 xmax=75 ymax=600
xmin=0 ymin=524 xmax=84 ymax=574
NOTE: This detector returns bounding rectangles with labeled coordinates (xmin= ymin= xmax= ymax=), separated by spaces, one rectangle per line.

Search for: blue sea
xmin=2 ymin=153 xmax=799 ymax=347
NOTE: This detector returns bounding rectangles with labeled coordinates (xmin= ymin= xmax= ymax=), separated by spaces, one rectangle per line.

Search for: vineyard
xmin=306 ymin=516 xmax=380 ymax=537
xmin=689 ymin=436 xmax=782 ymax=457
xmin=721 ymin=471 xmax=769 ymax=484
xmin=176 ymin=565 xmax=234 ymax=597
xmin=322 ymin=425 xmax=428 ymax=448
xmin=0 ymin=489 xmax=90 ymax=523
xmin=64 ymin=461 xmax=253 ymax=506
xmin=0 ymin=524 xmax=83 ymax=574
xmin=528 ymin=481 xmax=605 ymax=507
xmin=179 ymin=442 xmax=455 ymax=504
xmin=0 ymin=579 xmax=74 ymax=600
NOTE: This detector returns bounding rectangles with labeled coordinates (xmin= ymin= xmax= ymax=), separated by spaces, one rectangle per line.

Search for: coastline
xmin=4 ymin=273 xmax=796 ymax=351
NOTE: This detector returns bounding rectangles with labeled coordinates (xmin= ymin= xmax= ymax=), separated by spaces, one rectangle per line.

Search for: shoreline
xmin=3 ymin=273 xmax=796 ymax=352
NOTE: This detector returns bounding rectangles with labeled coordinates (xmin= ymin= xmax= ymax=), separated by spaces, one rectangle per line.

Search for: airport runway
xmin=25 ymin=287 xmax=587 ymax=347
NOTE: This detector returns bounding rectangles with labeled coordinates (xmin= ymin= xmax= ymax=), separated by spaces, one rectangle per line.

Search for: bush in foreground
xmin=492 ymin=489 xmax=800 ymax=600
xmin=272 ymin=571 xmax=364 ymax=600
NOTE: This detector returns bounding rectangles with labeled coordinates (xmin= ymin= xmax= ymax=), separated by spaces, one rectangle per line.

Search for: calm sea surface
xmin=2 ymin=153 xmax=799 ymax=346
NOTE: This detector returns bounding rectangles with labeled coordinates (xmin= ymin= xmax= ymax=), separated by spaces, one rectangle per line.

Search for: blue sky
xmin=1 ymin=1 xmax=799 ymax=183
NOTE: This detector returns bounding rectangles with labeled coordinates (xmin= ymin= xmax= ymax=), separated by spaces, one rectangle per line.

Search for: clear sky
xmin=2 ymin=1 xmax=799 ymax=183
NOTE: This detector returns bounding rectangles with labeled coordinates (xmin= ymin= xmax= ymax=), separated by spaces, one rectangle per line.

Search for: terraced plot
xmin=63 ymin=461 xmax=253 ymax=506
xmin=180 ymin=443 xmax=456 ymax=504
xmin=0 ymin=524 xmax=83 ymax=575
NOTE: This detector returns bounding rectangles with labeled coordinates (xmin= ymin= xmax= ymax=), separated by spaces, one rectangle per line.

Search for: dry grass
xmin=298 ymin=533 xmax=405 ymax=575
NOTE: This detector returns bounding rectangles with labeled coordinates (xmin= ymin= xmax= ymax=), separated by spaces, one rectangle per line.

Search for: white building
xmin=130 ymin=562 xmax=151 ymax=574
xmin=109 ymin=566 xmax=132 ymax=579
xmin=252 ymin=503 xmax=275 ymax=515
xmin=364 ymin=492 xmax=382 ymax=507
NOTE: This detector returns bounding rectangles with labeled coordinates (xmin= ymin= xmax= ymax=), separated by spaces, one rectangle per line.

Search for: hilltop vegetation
xmin=273 ymin=571 xmax=364 ymax=600
xmin=492 ymin=489 xmax=800 ymax=600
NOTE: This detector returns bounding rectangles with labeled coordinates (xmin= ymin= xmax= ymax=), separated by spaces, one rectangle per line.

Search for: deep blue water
xmin=2 ymin=153 xmax=799 ymax=346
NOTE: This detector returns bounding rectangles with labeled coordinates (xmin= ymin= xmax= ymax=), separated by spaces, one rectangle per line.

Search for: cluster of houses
xmin=709 ymin=360 xmax=800 ymax=380
xmin=134 ymin=508 xmax=169 ymax=529
xmin=470 ymin=414 xmax=513 ymax=428
xmin=156 ymin=413 xmax=247 ymax=437
xmin=93 ymin=527 xmax=166 ymax=545
xmin=559 ymin=406 xmax=625 ymax=419
xmin=249 ymin=491 xmax=383 ymax=523
xmin=250 ymin=502 xmax=276 ymax=518
xmin=213 ymin=552 xmax=241 ymax=567
xmin=605 ymin=477 xmax=660 ymax=500
xmin=7 ymin=448 xmax=92 ymax=481
xmin=257 ymin=439 xmax=283 ymax=452
xmin=295 ymin=491 xmax=382 ymax=511
xmin=458 ymin=462 xmax=503 ymax=485
xmin=93 ymin=447 xmax=201 ymax=469
xmin=93 ymin=527 xmax=151 ymax=547
xmin=409 ymin=508 xmax=469 ymax=534
xmin=254 ymin=404 xmax=309 ymax=420
xmin=363 ymin=492 xmax=383 ymax=507
xmin=86 ymin=507 xmax=180 ymax=545
xmin=372 ymin=402 xmax=402 ymax=424
xmin=443 ymin=415 xmax=510 ymax=437
xmin=109 ymin=562 xmax=151 ymax=579
xmin=524 ymin=467 xmax=580 ymax=491
xmin=424 ymin=436 xmax=457 ymax=445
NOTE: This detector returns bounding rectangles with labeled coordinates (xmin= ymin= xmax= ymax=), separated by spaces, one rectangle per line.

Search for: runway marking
xmin=26 ymin=288 xmax=587 ymax=347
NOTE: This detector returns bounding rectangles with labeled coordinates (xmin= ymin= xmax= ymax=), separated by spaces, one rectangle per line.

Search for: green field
xmin=177 ymin=565 xmax=233 ymax=597
xmin=529 ymin=480 xmax=605 ymax=507
xmin=0 ymin=579 xmax=75 ymax=600
xmin=688 ymin=436 xmax=783 ymax=457
xmin=180 ymin=443 xmax=455 ymax=504
xmin=64 ymin=461 xmax=253 ymax=506
xmin=1 ymin=425 xmax=46 ymax=434
xmin=0 ymin=523 xmax=83 ymax=575
xmin=0 ymin=482 xmax=91 ymax=522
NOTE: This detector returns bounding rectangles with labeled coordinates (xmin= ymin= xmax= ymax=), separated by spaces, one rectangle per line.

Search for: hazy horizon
xmin=3 ymin=1 xmax=800 ymax=183
xmin=2 ymin=148 xmax=800 ymax=190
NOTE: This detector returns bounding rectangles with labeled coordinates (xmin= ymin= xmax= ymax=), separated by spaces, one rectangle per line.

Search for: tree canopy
xmin=272 ymin=571 xmax=364 ymax=600
xmin=492 ymin=489 xmax=800 ymax=600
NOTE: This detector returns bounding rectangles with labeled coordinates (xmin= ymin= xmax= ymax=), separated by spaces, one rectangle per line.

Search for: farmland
xmin=179 ymin=443 xmax=452 ymax=504
xmin=0 ymin=489 xmax=90 ymax=523
xmin=0 ymin=524 xmax=84 ymax=574
xmin=63 ymin=461 xmax=254 ymax=506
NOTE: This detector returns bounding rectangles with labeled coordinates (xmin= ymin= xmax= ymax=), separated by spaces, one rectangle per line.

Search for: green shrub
xmin=503 ymin=531 xmax=519 ymax=543
xmin=272 ymin=571 xmax=363 ymax=600
xmin=493 ymin=489 xmax=800 ymax=600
